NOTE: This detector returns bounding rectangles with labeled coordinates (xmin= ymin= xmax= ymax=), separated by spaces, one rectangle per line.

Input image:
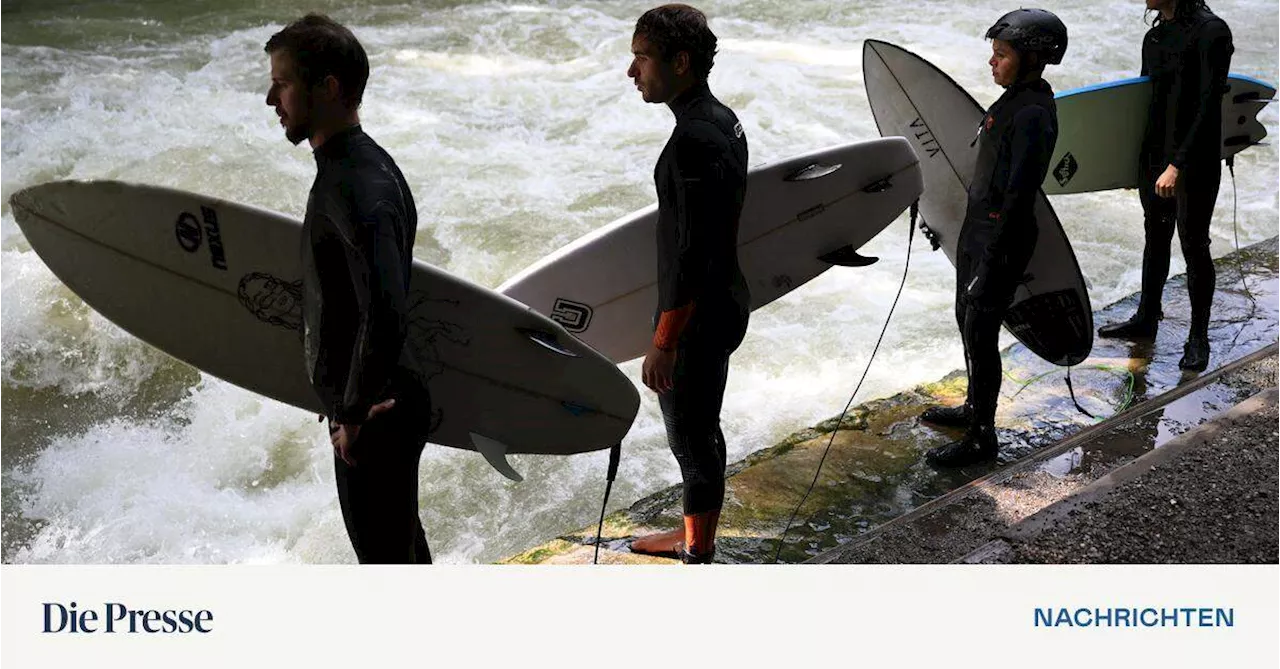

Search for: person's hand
xmin=330 ymin=423 xmax=362 ymax=466
xmin=1155 ymin=164 xmax=1179 ymax=199
xmin=329 ymin=399 xmax=397 ymax=466
xmin=641 ymin=345 xmax=677 ymax=394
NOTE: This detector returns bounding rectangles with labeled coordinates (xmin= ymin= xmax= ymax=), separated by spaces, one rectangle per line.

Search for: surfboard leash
xmin=1222 ymin=156 xmax=1258 ymax=355
xmin=1003 ymin=364 xmax=1135 ymax=419
xmin=593 ymin=442 xmax=622 ymax=565
xmin=1063 ymin=367 xmax=1095 ymax=419
xmin=771 ymin=201 xmax=918 ymax=564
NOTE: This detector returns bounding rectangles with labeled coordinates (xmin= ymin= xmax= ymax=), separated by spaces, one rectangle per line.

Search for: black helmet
xmin=986 ymin=8 xmax=1068 ymax=65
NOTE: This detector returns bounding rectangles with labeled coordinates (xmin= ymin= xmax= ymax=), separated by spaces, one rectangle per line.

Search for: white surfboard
xmin=9 ymin=180 xmax=640 ymax=481
xmin=1046 ymin=74 xmax=1275 ymax=194
xmin=863 ymin=39 xmax=1093 ymax=367
xmin=499 ymin=138 xmax=924 ymax=363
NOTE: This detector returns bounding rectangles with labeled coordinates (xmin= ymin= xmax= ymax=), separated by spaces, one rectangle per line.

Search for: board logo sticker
xmin=401 ymin=292 xmax=470 ymax=436
xmin=238 ymin=272 xmax=303 ymax=331
xmin=1053 ymin=152 xmax=1078 ymax=187
xmin=561 ymin=401 xmax=592 ymax=417
xmin=550 ymin=298 xmax=592 ymax=333
xmin=175 ymin=212 xmax=202 ymax=253
xmin=200 ymin=206 xmax=228 ymax=270
xmin=908 ymin=117 xmax=942 ymax=159
xmin=733 ymin=121 xmax=744 ymax=138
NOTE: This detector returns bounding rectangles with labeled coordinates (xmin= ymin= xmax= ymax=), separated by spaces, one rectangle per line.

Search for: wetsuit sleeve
xmin=658 ymin=121 xmax=731 ymax=327
xmin=988 ymin=105 xmax=1056 ymax=262
xmin=653 ymin=302 xmax=696 ymax=351
xmin=1171 ymin=19 xmax=1233 ymax=169
xmin=334 ymin=203 xmax=409 ymax=425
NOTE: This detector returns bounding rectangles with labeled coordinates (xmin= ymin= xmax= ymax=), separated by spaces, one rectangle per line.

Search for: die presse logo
xmin=42 ymin=601 xmax=214 ymax=635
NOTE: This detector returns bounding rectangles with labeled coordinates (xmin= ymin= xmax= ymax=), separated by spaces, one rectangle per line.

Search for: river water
xmin=2 ymin=0 xmax=1276 ymax=563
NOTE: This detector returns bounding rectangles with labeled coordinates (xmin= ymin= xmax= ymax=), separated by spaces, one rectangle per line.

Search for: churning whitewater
xmin=2 ymin=0 xmax=1276 ymax=563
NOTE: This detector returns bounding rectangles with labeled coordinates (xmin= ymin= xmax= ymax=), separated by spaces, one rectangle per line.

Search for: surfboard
xmin=1046 ymin=74 xmax=1275 ymax=194
xmin=8 ymin=180 xmax=641 ymax=481
xmin=499 ymin=138 xmax=924 ymax=363
xmin=862 ymin=39 xmax=1093 ymax=367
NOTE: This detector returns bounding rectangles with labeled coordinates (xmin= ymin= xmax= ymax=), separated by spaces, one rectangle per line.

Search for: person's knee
xmin=1177 ymin=228 xmax=1212 ymax=256
xmin=1143 ymin=213 xmax=1176 ymax=240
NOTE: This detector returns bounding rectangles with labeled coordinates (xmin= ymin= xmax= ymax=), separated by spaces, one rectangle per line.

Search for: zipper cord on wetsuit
xmin=593 ymin=442 xmax=622 ymax=564
xmin=771 ymin=201 xmax=917 ymax=564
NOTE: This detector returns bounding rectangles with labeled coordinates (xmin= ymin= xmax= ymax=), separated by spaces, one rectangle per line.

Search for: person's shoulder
xmin=345 ymin=134 xmax=399 ymax=167
xmin=1190 ymin=9 xmax=1231 ymax=37
xmin=341 ymin=140 xmax=410 ymax=215
xmin=1010 ymin=100 xmax=1054 ymax=130
xmin=676 ymin=105 xmax=740 ymax=150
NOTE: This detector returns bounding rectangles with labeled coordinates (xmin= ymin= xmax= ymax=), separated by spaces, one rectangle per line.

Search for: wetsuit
xmin=303 ymin=124 xmax=431 ymax=564
xmin=1133 ymin=9 xmax=1233 ymax=336
xmin=958 ymin=79 xmax=1058 ymax=429
xmin=653 ymin=83 xmax=749 ymax=515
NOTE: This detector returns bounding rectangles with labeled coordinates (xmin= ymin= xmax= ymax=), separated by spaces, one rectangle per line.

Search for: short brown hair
xmin=265 ymin=14 xmax=369 ymax=110
xmin=634 ymin=4 xmax=718 ymax=80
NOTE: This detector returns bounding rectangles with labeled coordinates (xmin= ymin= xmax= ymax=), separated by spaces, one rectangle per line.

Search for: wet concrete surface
xmin=991 ymin=386 xmax=1278 ymax=564
xmin=502 ymin=238 xmax=1278 ymax=565
xmin=810 ymin=348 xmax=1276 ymax=564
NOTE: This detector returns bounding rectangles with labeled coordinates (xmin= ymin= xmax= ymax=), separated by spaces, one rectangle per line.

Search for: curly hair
xmin=634 ymin=4 xmax=718 ymax=79
xmin=1150 ymin=0 xmax=1213 ymax=26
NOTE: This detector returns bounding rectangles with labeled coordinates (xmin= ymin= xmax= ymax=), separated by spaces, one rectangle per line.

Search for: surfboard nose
xmin=9 ymin=183 xmax=49 ymax=219
xmin=9 ymin=181 xmax=94 ymax=228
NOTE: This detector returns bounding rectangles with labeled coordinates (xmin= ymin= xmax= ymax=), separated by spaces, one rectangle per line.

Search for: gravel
xmin=1012 ymin=395 xmax=1279 ymax=564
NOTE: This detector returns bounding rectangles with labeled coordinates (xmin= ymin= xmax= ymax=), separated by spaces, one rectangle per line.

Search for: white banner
xmin=2 ymin=565 xmax=1276 ymax=668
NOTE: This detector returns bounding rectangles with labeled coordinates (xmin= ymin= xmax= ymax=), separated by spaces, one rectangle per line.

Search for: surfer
xmin=265 ymin=14 xmax=432 ymax=563
xmin=625 ymin=4 xmax=749 ymax=564
xmin=1096 ymin=0 xmax=1233 ymax=373
xmin=921 ymin=9 xmax=1068 ymax=467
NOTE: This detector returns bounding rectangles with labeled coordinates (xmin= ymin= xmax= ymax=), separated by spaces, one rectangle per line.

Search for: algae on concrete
xmin=503 ymin=238 xmax=1279 ymax=565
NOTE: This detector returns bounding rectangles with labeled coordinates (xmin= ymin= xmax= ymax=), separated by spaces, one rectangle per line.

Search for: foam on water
xmin=2 ymin=0 xmax=1276 ymax=563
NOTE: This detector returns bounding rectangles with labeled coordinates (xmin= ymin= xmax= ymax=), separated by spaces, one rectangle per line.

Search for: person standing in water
xmin=265 ymin=14 xmax=432 ymax=563
xmin=625 ymin=4 xmax=749 ymax=564
xmin=921 ymin=9 xmax=1067 ymax=467
xmin=1096 ymin=0 xmax=1233 ymax=373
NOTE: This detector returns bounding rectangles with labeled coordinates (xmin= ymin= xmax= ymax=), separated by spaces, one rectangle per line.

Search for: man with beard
xmin=265 ymin=14 xmax=431 ymax=563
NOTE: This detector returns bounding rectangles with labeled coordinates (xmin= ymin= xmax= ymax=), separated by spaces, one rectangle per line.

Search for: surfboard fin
xmin=916 ymin=217 xmax=942 ymax=251
xmin=517 ymin=327 xmax=579 ymax=357
xmin=1224 ymin=134 xmax=1270 ymax=149
xmin=1233 ymin=91 xmax=1276 ymax=104
xmin=784 ymin=162 xmax=843 ymax=181
xmin=471 ymin=433 xmax=524 ymax=482
xmin=818 ymin=245 xmax=879 ymax=267
xmin=861 ymin=177 xmax=894 ymax=193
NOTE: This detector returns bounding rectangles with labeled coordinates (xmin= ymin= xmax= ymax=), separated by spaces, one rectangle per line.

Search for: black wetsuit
xmin=1134 ymin=9 xmax=1233 ymax=336
xmin=654 ymin=83 xmax=749 ymax=515
xmin=958 ymin=79 xmax=1058 ymax=427
xmin=303 ymin=125 xmax=431 ymax=564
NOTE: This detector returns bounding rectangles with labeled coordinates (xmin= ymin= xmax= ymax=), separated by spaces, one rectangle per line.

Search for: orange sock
xmin=683 ymin=511 xmax=718 ymax=555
